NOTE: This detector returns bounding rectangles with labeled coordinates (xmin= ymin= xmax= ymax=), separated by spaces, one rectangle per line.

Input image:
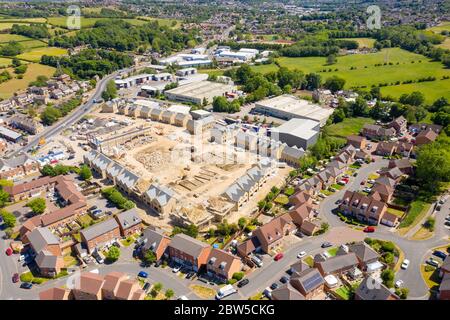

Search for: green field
xmin=18 ymin=39 xmax=47 ymax=50
xmin=427 ymin=21 xmax=450 ymax=34
xmin=251 ymin=63 xmax=279 ymax=74
xmin=0 ymin=63 xmax=55 ymax=99
xmin=341 ymin=37 xmax=376 ymax=48
xmin=436 ymin=38 xmax=450 ymax=50
xmin=0 ymin=58 xmax=12 ymax=68
xmin=325 ymin=117 xmax=374 ymax=138
xmin=17 ymin=47 xmax=68 ymax=62
xmin=136 ymin=17 xmax=181 ymax=28
xmin=0 ymin=22 xmax=29 ymax=31
xmin=381 ymin=78 xmax=450 ymax=103
xmin=0 ymin=17 xmax=47 ymax=23
xmin=273 ymin=48 xmax=450 ymax=101
xmin=198 ymin=69 xmax=225 ymax=77
xmin=48 ymin=16 xmax=159 ymax=29
xmin=0 ymin=34 xmax=31 ymax=43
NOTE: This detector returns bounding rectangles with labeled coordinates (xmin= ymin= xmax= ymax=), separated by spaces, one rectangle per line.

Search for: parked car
xmin=5 ymin=248 xmax=13 ymax=256
xmin=177 ymin=295 xmax=189 ymax=300
xmin=401 ymin=259 xmax=410 ymax=270
xmin=445 ymin=216 xmax=450 ymax=222
xmin=280 ymin=276 xmax=289 ymax=284
xmin=335 ymin=199 xmax=342 ymax=205
xmin=138 ymin=271 xmax=148 ymax=278
xmin=154 ymin=260 xmax=162 ymax=267
xmin=426 ymin=258 xmax=440 ymax=268
xmin=89 ymin=206 xmax=98 ymax=211
xmin=274 ymin=253 xmax=284 ymax=261
xmin=433 ymin=251 xmax=447 ymax=260
xmin=237 ymin=279 xmax=249 ymax=288
xmin=20 ymin=282 xmax=33 ymax=289
xmin=395 ymin=280 xmax=404 ymax=288
xmin=251 ymin=256 xmax=263 ymax=268
xmin=270 ymin=283 xmax=279 ymax=290
xmin=172 ymin=265 xmax=182 ymax=273
xmin=363 ymin=226 xmax=375 ymax=233
xmin=12 ymin=273 xmax=19 ymax=283
xmin=297 ymin=251 xmax=306 ymax=259
xmin=360 ymin=180 xmax=366 ymax=185
xmin=143 ymin=282 xmax=151 ymax=292
xmin=185 ymin=272 xmax=195 ymax=280
xmin=445 ymin=221 xmax=450 ymax=227
xmin=363 ymin=187 xmax=372 ymax=193
xmin=321 ymin=242 xmax=332 ymax=248
xmin=215 ymin=284 xmax=237 ymax=300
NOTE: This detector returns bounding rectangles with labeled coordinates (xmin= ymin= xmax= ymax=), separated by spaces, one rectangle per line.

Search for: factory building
xmin=165 ymin=81 xmax=235 ymax=105
xmin=271 ymin=118 xmax=321 ymax=150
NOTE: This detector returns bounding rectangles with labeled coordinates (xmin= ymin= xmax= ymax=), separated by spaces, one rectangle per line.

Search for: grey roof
xmin=349 ymin=242 xmax=380 ymax=263
xmin=145 ymin=183 xmax=176 ymax=206
xmin=117 ymin=169 xmax=140 ymax=189
xmin=84 ymin=150 xmax=99 ymax=162
xmin=272 ymin=118 xmax=320 ymax=140
xmin=175 ymin=112 xmax=191 ymax=121
xmin=142 ymin=227 xmax=170 ymax=252
xmin=290 ymin=261 xmax=310 ymax=274
xmin=92 ymin=153 xmax=112 ymax=171
xmin=151 ymin=108 xmax=163 ymax=117
xmin=246 ymin=166 xmax=263 ymax=183
xmin=356 ymin=276 xmax=398 ymax=300
xmin=35 ymin=250 xmax=59 ymax=269
xmin=281 ymin=145 xmax=305 ymax=159
xmin=317 ymin=252 xmax=359 ymax=274
xmin=106 ymin=161 xmax=124 ymax=178
xmin=290 ymin=268 xmax=324 ymax=294
xmin=27 ymin=227 xmax=59 ymax=253
xmin=224 ymin=183 xmax=246 ymax=203
xmin=0 ymin=125 xmax=22 ymax=140
xmin=115 ymin=208 xmax=142 ymax=230
xmin=1 ymin=153 xmax=34 ymax=170
xmin=169 ymin=233 xmax=209 ymax=258
xmin=236 ymin=174 xmax=257 ymax=192
xmin=80 ymin=218 xmax=119 ymax=241
xmin=271 ymin=283 xmax=305 ymax=300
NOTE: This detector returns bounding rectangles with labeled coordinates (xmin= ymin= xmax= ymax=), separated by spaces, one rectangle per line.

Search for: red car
xmin=5 ymin=248 xmax=13 ymax=256
xmin=364 ymin=226 xmax=375 ymax=233
xmin=360 ymin=180 xmax=366 ymax=185
xmin=12 ymin=273 xmax=19 ymax=283
xmin=274 ymin=253 xmax=284 ymax=261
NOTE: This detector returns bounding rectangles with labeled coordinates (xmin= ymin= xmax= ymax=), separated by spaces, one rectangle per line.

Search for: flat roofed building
xmin=254 ymin=95 xmax=333 ymax=126
xmin=271 ymin=118 xmax=320 ymax=150
xmin=165 ymin=80 xmax=235 ymax=105
xmin=0 ymin=125 xmax=22 ymax=142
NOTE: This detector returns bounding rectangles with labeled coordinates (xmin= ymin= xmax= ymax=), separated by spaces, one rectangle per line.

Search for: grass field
xmin=427 ymin=21 xmax=450 ymax=34
xmin=0 ymin=63 xmax=55 ymax=99
xmin=273 ymin=48 xmax=450 ymax=101
xmin=325 ymin=117 xmax=373 ymax=138
xmin=136 ymin=16 xmax=181 ymax=28
xmin=0 ymin=58 xmax=12 ymax=68
xmin=198 ymin=69 xmax=225 ymax=77
xmin=251 ymin=63 xmax=279 ymax=74
xmin=0 ymin=34 xmax=31 ymax=43
xmin=18 ymin=39 xmax=47 ymax=50
xmin=381 ymin=78 xmax=450 ymax=103
xmin=341 ymin=37 xmax=376 ymax=48
xmin=0 ymin=22 xmax=29 ymax=31
xmin=436 ymin=37 xmax=450 ymax=50
xmin=48 ymin=16 xmax=159 ymax=29
xmin=17 ymin=47 xmax=68 ymax=62
xmin=0 ymin=17 xmax=47 ymax=23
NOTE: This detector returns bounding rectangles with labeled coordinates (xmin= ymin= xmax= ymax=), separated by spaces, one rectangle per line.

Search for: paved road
xmin=6 ymin=68 xmax=133 ymax=158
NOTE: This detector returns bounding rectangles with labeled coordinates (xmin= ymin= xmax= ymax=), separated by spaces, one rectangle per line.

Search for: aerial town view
xmin=0 ymin=0 xmax=449 ymax=311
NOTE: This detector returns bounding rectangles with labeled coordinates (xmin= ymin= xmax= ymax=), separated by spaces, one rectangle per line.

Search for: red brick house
xmin=141 ymin=227 xmax=171 ymax=261
xmin=80 ymin=219 xmax=121 ymax=254
xmin=168 ymin=233 xmax=211 ymax=272
xmin=206 ymin=248 xmax=242 ymax=283
xmin=114 ymin=208 xmax=142 ymax=237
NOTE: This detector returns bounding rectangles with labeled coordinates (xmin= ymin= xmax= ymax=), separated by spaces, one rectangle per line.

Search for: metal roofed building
xmin=0 ymin=125 xmax=22 ymax=142
xmin=271 ymin=118 xmax=320 ymax=150
xmin=254 ymin=94 xmax=333 ymax=126
xmin=165 ymin=80 xmax=235 ymax=105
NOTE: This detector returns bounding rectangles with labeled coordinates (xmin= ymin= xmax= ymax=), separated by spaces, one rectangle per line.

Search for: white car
xmin=172 ymin=265 xmax=182 ymax=273
xmin=395 ymin=280 xmax=404 ymax=288
xmin=297 ymin=251 xmax=306 ymax=259
xmin=401 ymin=259 xmax=410 ymax=270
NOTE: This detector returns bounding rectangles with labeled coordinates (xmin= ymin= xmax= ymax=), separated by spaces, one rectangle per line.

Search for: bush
xmin=227 ymin=278 xmax=237 ymax=285
xmin=424 ymin=265 xmax=436 ymax=272
xmin=381 ymin=241 xmax=395 ymax=253
xmin=106 ymin=246 xmax=120 ymax=262
xmin=20 ymin=272 xmax=34 ymax=283
xmin=232 ymin=272 xmax=244 ymax=281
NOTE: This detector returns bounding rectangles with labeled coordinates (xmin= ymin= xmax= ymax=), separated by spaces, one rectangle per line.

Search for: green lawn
xmin=398 ymin=200 xmax=431 ymax=228
xmin=17 ymin=39 xmax=47 ymax=50
xmin=136 ymin=17 xmax=181 ymax=28
xmin=334 ymin=286 xmax=351 ymax=300
xmin=0 ymin=22 xmax=29 ymax=31
xmin=250 ymin=63 xmax=279 ymax=74
xmin=17 ymin=47 xmax=68 ymax=62
xmin=427 ymin=21 xmax=450 ymax=34
xmin=331 ymin=184 xmax=344 ymax=190
xmin=325 ymin=117 xmax=373 ymax=138
xmin=0 ymin=34 xmax=31 ymax=43
xmin=341 ymin=37 xmax=376 ymax=48
xmin=274 ymin=48 xmax=450 ymax=101
xmin=381 ymin=79 xmax=450 ymax=103
xmin=387 ymin=207 xmax=405 ymax=218
xmin=303 ymin=256 xmax=314 ymax=267
xmin=327 ymin=247 xmax=338 ymax=257
xmin=274 ymin=194 xmax=289 ymax=205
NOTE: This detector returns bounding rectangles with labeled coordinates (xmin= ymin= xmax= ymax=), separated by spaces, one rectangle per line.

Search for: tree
xmin=399 ymin=91 xmax=425 ymax=106
xmin=324 ymin=76 xmax=346 ymax=93
xmin=0 ymin=41 xmax=23 ymax=56
xmin=101 ymin=80 xmax=117 ymax=101
xmin=381 ymin=269 xmax=395 ymax=288
xmin=185 ymin=224 xmax=199 ymax=238
xmin=106 ymin=246 xmax=120 ymax=262
xmin=79 ymin=165 xmax=92 ymax=181
xmin=165 ymin=289 xmax=175 ymax=300
xmin=25 ymin=197 xmax=46 ymax=215
xmin=0 ymin=210 xmax=16 ymax=228
xmin=238 ymin=217 xmax=247 ymax=230
xmin=395 ymin=287 xmax=409 ymax=299
xmin=232 ymin=272 xmax=244 ymax=281
xmin=305 ymin=73 xmax=322 ymax=90
xmin=41 ymin=106 xmax=62 ymax=126
xmin=425 ymin=217 xmax=435 ymax=231
xmin=143 ymin=250 xmax=156 ymax=265
xmin=0 ymin=188 xmax=10 ymax=207
xmin=326 ymin=54 xmax=337 ymax=65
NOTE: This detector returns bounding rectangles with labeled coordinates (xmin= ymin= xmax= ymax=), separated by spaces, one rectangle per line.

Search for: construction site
xmin=78 ymin=107 xmax=292 ymax=230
